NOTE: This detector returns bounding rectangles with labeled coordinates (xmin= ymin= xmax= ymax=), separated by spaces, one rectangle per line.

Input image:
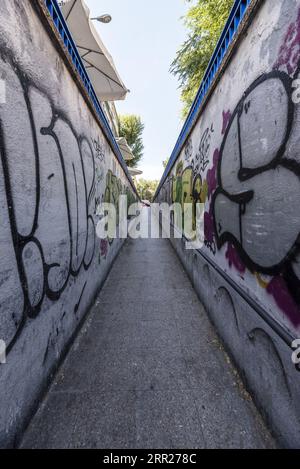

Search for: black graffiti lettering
xmin=213 ymin=71 xmax=300 ymax=299
xmin=0 ymin=57 xmax=103 ymax=352
xmin=184 ymin=137 xmax=193 ymax=162
xmin=197 ymin=127 xmax=211 ymax=173
xmin=93 ymin=136 xmax=105 ymax=162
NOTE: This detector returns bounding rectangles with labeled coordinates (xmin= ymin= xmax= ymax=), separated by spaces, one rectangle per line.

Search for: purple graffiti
xmin=222 ymin=110 xmax=232 ymax=135
xmin=204 ymin=210 xmax=215 ymax=244
xmin=267 ymin=276 xmax=300 ymax=327
xmin=100 ymin=239 xmax=108 ymax=258
xmin=225 ymin=244 xmax=246 ymax=274
xmin=274 ymin=8 xmax=300 ymax=75
xmin=207 ymin=149 xmax=219 ymax=197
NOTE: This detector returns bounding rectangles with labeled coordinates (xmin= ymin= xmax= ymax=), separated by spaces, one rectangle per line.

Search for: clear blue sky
xmin=85 ymin=0 xmax=189 ymax=181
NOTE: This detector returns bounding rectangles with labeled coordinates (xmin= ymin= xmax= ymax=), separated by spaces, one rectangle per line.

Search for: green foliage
xmin=118 ymin=114 xmax=145 ymax=168
xmin=171 ymin=0 xmax=234 ymax=118
xmin=136 ymin=179 xmax=159 ymax=202
xmin=162 ymin=159 xmax=169 ymax=170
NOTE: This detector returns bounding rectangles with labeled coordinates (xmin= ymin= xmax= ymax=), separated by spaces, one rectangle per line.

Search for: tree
xmin=162 ymin=159 xmax=169 ymax=170
xmin=118 ymin=114 xmax=145 ymax=168
xmin=171 ymin=0 xmax=234 ymax=118
xmin=136 ymin=179 xmax=159 ymax=202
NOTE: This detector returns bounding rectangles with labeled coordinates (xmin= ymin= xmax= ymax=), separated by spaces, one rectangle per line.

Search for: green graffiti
xmin=172 ymin=162 xmax=208 ymax=234
xmin=103 ymin=170 xmax=136 ymax=244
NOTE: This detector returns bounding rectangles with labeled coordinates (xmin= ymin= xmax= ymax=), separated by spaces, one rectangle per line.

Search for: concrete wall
xmin=0 ymin=0 xmax=136 ymax=447
xmin=156 ymin=0 xmax=300 ymax=447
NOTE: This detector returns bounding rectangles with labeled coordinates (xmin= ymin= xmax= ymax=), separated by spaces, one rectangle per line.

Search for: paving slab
xmin=20 ymin=212 xmax=276 ymax=449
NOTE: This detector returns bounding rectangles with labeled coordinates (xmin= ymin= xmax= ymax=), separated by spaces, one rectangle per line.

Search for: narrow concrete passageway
xmin=21 ymin=210 xmax=275 ymax=449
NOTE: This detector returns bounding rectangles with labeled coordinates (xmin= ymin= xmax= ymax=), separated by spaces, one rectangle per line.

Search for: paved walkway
xmin=21 ymin=210 xmax=275 ymax=449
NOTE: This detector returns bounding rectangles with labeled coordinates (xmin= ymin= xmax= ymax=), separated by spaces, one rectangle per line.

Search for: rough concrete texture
xmin=0 ymin=0 xmax=136 ymax=447
xmin=20 ymin=210 xmax=275 ymax=449
xmin=156 ymin=0 xmax=300 ymax=447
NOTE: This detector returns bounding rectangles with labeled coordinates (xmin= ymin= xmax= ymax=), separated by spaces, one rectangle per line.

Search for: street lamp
xmin=91 ymin=14 xmax=112 ymax=24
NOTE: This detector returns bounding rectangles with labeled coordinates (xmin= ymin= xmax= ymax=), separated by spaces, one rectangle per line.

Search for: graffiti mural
xmin=213 ymin=72 xmax=295 ymax=273
xmin=274 ymin=8 xmax=300 ymax=76
xmin=171 ymin=134 xmax=209 ymax=235
xmin=157 ymin=10 xmax=300 ymax=329
xmin=194 ymin=126 xmax=214 ymax=174
xmin=212 ymin=69 xmax=300 ymax=325
xmin=0 ymin=54 xmax=134 ymax=352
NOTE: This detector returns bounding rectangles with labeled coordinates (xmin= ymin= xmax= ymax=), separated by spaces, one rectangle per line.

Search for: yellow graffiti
xmin=255 ymin=272 xmax=269 ymax=289
xmin=172 ymin=162 xmax=209 ymax=235
xmin=182 ymin=167 xmax=193 ymax=206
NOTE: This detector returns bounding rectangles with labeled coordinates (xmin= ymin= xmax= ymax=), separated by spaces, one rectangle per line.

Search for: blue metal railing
xmin=43 ymin=0 xmax=137 ymax=193
xmin=155 ymin=0 xmax=252 ymax=197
